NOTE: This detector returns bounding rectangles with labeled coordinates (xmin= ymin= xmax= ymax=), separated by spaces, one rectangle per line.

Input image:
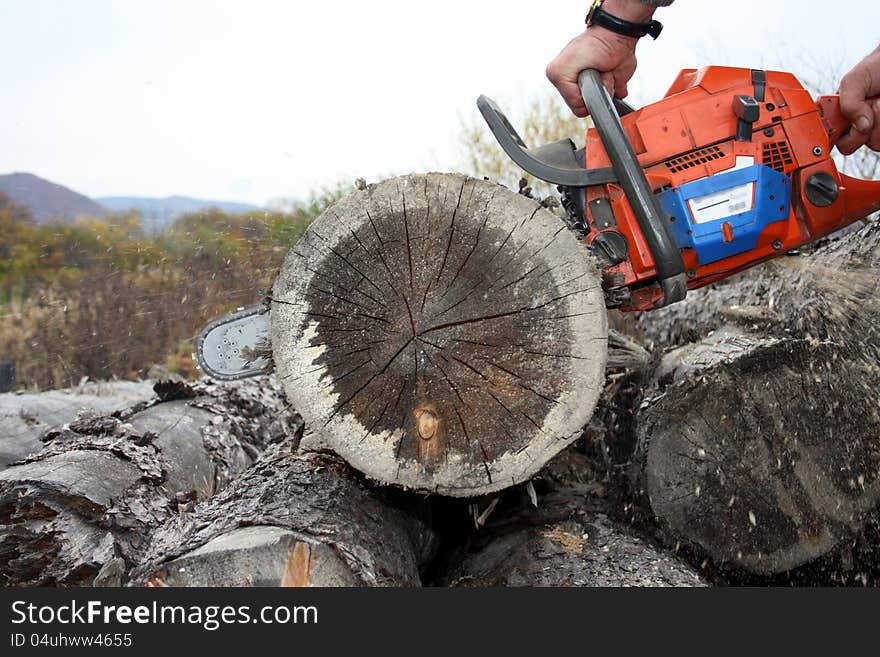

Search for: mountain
xmin=0 ymin=172 xmax=107 ymax=223
xmin=0 ymin=172 xmax=262 ymax=233
xmin=96 ymin=195 xmax=262 ymax=233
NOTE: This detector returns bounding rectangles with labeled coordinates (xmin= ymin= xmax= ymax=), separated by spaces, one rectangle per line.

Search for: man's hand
xmin=546 ymin=0 xmax=656 ymax=117
xmin=838 ymin=46 xmax=880 ymax=155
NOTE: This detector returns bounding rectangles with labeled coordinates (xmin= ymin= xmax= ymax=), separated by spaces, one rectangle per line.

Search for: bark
xmin=271 ymin=173 xmax=609 ymax=497
xmin=444 ymin=474 xmax=706 ymax=587
xmin=640 ymin=222 xmax=880 ymax=352
xmin=133 ymin=443 xmax=436 ymax=587
xmin=0 ymin=380 xmax=156 ymax=469
xmin=0 ymin=377 xmax=298 ymax=586
xmin=632 ymin=222 xmax=880 ymax=574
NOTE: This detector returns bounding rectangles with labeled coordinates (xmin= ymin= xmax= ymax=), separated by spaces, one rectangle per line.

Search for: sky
xmin=0 ymin=0 xmax=876 ymax=206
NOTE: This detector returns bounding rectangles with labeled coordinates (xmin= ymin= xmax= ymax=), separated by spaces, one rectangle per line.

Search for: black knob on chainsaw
xmin=591 ymin=231 xmax=629 ymax=267
xmin=733 ymin=94 xmax=760 ymax=142
xmin=804 ymin=172 xmax=839 ymax=207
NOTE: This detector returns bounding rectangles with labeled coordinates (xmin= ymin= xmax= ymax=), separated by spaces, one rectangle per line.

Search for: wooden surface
xmin=632 ymin=223 xmax=880 ymax=574
xmin=637 ymin=328 xmax=880 ymax=573
xmin=445 ymin=484 xmax=707 ymax=587
xmin=0 ymin=378 xmax=297 ymax=586
xmin=133 ymin=445 xmax=436 ymax=587
xmin=0 ymin=380 xmax=156 ymax=469
xmin=271 ymin=173 xmax=608 ymax=496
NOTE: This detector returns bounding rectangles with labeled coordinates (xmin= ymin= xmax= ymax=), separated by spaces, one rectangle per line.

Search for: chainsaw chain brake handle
xmin=577 ymin=69 xmax=687 ymax=307
xmin=476 ymin=95 xmax=618 ymax=187
xmin=476 ymin=95 xmax=639 ymax=187
xmin=477 ymin=76 xmax=686 ymax=306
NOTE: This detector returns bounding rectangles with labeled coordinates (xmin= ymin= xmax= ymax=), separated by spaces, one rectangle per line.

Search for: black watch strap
xmin=587 ymin=7 xmax=664 ymax=40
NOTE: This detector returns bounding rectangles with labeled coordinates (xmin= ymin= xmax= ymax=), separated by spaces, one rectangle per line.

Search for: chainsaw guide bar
xmin=194 ymin=304 xmax=272 ymax=381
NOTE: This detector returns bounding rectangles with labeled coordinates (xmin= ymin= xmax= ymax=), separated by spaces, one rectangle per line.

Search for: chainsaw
xmin=194 ymin=65 xmax=880 ymax=380
xmin=481 ymin=66 xmax=880 ymax=311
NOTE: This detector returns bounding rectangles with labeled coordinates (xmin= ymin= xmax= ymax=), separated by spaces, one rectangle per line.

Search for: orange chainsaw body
xmin=583 ymin=66 xmax=880 ymax=311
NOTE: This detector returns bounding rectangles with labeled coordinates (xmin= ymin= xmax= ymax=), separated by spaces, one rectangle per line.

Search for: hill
xmin=97 ymin=195 xmax=261 ymax=233
xmin=0 ymin=172 xmax=107 ymax=223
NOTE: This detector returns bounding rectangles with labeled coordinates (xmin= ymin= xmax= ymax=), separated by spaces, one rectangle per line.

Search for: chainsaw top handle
xmin=577 ymin=69 xmax=687 ymax=307
xmin=477 ymin=72 xmax=687 ymax=307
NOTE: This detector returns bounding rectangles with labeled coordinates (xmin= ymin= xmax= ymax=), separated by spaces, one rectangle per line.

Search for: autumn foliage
xmin=0 ymin=189 xmax=341 ymax=389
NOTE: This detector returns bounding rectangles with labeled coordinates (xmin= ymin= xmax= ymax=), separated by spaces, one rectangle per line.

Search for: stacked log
xmin=132 ymin=442 xmax=437 ymax=587
xmin=0 ymin=380 xmax=156 ymax=468
xmin=631 ymin=223 xmax=880 ymax=574
xmin=445 ymin=480 xmax=707 ymax=587
xmin=442 ymin=449 xmax=708 ymax=587
xmin=0 ymin=378 xmax=297 ymax=586
xmin=271 ymin=173 xmax=609 ymax=497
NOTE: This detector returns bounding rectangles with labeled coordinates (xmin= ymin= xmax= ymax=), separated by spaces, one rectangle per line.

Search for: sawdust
xmin=542 ymin=526 xmax=586 ymax=554
xmin=773 ymin=258 xmax=878 ymax=319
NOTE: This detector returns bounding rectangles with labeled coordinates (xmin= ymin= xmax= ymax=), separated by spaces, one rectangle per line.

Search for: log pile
xmin=0 ymin=378 xmax=298 ymax=586
xmin=1 ymin=174 xmax=879 ymax=587
xmin=629 ymin=222 xmax=880 ymax=576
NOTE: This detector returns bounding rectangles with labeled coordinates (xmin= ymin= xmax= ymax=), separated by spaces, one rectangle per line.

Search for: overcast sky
xmin=0 ymin=0 xmax=876 ymax=205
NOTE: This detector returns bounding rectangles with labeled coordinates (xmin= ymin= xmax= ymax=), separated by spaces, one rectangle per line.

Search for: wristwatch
xmin=586 ymin=0 xmax=664 ymax=40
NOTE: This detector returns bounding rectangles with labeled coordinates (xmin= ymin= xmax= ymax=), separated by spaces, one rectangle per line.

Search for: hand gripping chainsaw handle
xmin=577 ymin=69 xmax=687 ymax=306
xmin=816 ymin=94 xmax=880 ymax=225
xmin=477 ymin=71 xmax=688 ymax=306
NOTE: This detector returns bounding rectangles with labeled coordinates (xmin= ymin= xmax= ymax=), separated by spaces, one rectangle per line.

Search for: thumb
xmin=844 ymin=98 xmax=874 ymax=135
xmin=839 ymin=50 xmax=880 ymax=134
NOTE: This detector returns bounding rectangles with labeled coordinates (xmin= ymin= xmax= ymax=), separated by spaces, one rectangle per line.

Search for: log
xmin=637 ymin=328 xmax=880 ymax=573
xmin=640 ymin=222 xmax=880 ymax=352
xmin=271 ymin=172 xmax=608 ymax=497
xmin=444 ymin=481 xmax=707 ymax=587
xmin=132 ymin=443 xmax=436 ymax=587
xmin=0 ymin=377 xmax=297 ymax=586
xmin=632 ymin=223 xmax=880 ymax=573
xmin=0 ymin=380 xmax=156 ymax=469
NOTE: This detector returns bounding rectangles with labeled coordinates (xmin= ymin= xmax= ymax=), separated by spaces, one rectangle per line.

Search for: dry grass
xmin=0 ymin=262 xmax=274 ymax=390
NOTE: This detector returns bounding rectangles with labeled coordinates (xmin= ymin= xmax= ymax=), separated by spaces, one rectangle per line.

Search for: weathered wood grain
xmin=133 ymin=444 xmax=436 ymax=587
xmin=271 ymin=173 xmax=608 ymax=496
xmin=0 ymin=377 xmax=296 ymax=586
xmin=445 ymin=483 xmax=707 ymax=587
xmin=635 ymin=327 xmax=880 ymax=574
xmin=0 ymin=380 xmax=156 ymax=469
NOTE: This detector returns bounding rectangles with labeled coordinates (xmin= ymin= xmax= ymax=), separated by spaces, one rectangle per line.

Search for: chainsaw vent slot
xmin=664 ymin=146 xmax=724 ymax=173
xmin=762 ymin=141 xmax=794 ymax=173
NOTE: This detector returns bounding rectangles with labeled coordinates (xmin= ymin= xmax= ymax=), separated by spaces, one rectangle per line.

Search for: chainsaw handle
xmin=817 ymin=95 xmax=851 ymax=147
xmin=578 ymin=69 xmax=687 ymax=306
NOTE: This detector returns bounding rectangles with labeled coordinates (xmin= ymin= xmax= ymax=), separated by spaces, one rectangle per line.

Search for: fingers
xmin=612 ymin=54 xmax=638 ymax=99
xmin=868 ymin=97 xmax=880 ymax=151
xmin=836 ymin=127 xmax=868 ymax=156
xmin=546 ymin=61 xmax=589 ymax=117
xmin=838 ymin=47 xmax=880 ymax=154
xmin=837 ymin=95 xmax=880 ymax=155
xmin=839 ymin=70 xmax=874 ymax=136
xmin=600 ymin=71 xmax=616 ymax=97
xmin=546 ymin=30 xmax=638 ymax=118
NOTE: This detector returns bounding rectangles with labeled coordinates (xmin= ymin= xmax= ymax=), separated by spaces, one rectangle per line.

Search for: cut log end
xmin=640 ymin=328 xmax=880 ymax=574
xmin=271 ymin=173 xmax=608 ymax=496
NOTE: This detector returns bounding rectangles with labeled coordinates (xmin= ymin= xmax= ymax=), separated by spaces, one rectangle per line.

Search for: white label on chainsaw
xmin=732 ymin=156 xmax=755 ymax=172
xmin=687 ymin=157 xmax=756 ymax=224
